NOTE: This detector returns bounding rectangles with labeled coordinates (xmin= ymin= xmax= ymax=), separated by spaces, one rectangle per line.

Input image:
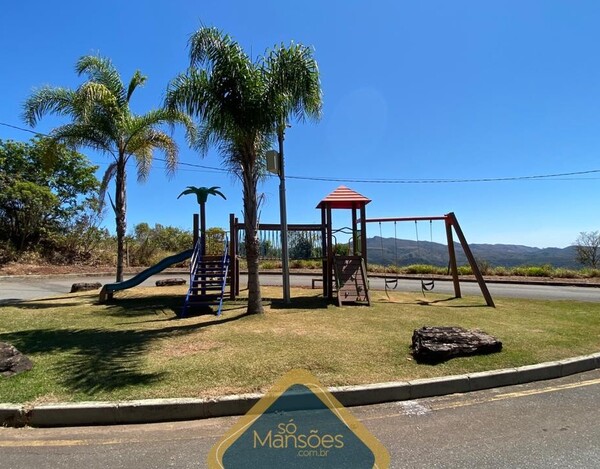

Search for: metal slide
xmin=99 ymin=249 xmax=193 ymax=302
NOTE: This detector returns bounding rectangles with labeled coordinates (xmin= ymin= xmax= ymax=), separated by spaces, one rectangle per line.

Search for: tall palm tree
xmin=23 ymin=55 xmax=196 ymax=282
xmin=177 ymin=185 xmax=226 ymax=255
xmin=166 ymin=27 xmax=322 ymax=314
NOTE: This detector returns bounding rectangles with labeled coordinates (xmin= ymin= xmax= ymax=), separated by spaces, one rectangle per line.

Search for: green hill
xmin=367 ymin=237 xmax=579 ymax=268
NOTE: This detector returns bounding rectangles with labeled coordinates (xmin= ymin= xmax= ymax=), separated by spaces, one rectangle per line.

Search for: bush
xmin=491 ymin=266 xmax=508 ymax=276
xmin=0 ymin=241 xmax=18 ymax=265
xmin=581 ymin=268 xmax=600 ymax=278
xmin=512 ymin=265 xmax=553 ymax=277
xmin=405 ymin=264 xmax=439 ymax=275
xmin=260 ymin=260 xmax=281 ymax=270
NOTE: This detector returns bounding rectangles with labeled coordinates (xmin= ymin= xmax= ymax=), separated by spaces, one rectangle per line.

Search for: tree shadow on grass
xmin=102 ymin=294 xmax=184 ymax=318
xmin=376 ymin=296 xmax=489 ymax=309
xmin=0 ymin=311 xmax=252 ymax=396
xmin=268 ymin=295 xmax=330 ymax=311
xmin=1 ymin=295 xmax=98 ymax=309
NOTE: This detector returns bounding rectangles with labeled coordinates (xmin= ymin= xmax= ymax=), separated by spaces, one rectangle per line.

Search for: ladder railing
xmin=216 ymin=236 xmax=230 ymax=316
xmin=182 ymin=238 xmax=203 ymax=317
xmin=181 ymin=235 xmax=230 ymax=317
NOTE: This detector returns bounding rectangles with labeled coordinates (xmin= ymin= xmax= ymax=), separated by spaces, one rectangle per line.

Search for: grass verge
xmin=1 ymin=286 xmax=599 ymax=404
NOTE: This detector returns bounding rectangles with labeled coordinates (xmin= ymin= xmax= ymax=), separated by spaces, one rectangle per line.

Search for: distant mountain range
xmin=366 ymin=237 xmax=579 ymax=268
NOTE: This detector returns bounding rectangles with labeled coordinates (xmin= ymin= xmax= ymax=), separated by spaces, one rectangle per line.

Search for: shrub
xmin=512 ymin=265 xmax=553 ymax=277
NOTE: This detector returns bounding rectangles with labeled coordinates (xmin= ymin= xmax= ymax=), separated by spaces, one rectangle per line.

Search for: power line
xmin=2 ymin=120 xmax=599 ymax=184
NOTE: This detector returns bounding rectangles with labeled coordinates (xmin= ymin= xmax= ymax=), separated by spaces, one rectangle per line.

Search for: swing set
xmin=368 ymin=213 xmax=495 ymax=307
xmin=378 ymin=219 xmax=436 ymax=296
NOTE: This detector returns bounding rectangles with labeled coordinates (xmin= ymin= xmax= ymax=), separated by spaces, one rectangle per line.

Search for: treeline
xmin=0 ymin=137 xmax=196 ymax=267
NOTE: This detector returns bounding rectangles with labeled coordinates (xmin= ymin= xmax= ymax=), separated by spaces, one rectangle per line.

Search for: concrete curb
xmin=3 ymin=353 xmax=599 ymax=428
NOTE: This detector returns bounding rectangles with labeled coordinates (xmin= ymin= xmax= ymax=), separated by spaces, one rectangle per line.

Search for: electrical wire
xmin=2 ymin=121 xmax=599 ymax=184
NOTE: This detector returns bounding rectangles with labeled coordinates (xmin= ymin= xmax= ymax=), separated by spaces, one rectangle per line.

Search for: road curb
xmin=2 ymin=353 xmax=599 ymax=428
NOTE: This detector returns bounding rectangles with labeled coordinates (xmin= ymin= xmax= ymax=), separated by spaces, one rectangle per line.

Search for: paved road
xmin=1 ymin=273 xmax=600 ymax=304
xmin=1 ymin=370 xmax=599 ymax=468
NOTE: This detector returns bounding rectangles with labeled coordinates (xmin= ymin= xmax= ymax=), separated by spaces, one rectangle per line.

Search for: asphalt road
xmin=1 ymin=272 xmax=600 ymax=304
xmin=1 ymin=370 xmax=599 ymax=468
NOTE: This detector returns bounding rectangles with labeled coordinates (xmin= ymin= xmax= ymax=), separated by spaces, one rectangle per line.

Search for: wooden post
xmin=193 ymin=214 xmax=199 ymax=248
xmin=447 ymin=212 xmax=495 ymax=307
xmin=445 ymin=215 xmax=461 ymax=299
xmin=229 ymin=213 xmax=236 ymax=300
xmin=321 ymin=208 xmax=328 ymax=298
xmin=326 ymin=206 xmax=334 ymax=300
xmin=360 ymin=205 xmax=368 ymax=265
xmin=351 ymin=205 xmax=358 ymax=256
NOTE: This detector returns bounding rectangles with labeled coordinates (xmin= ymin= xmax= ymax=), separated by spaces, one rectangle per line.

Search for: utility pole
xmin=278 ymin=126 xmax=291 ymax=304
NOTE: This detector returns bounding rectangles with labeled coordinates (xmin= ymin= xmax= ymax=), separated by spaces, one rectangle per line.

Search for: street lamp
xmin=266 ymin=137 xmax=291 ymax=304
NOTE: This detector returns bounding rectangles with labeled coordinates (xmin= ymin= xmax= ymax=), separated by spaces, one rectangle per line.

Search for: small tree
xmin=289 ymin=233 xmax=313 ymax=260
xmin=177 ymin=186 xmax=226 ymax=255
xmin=574 ymin=231 xmax=600 ymax=268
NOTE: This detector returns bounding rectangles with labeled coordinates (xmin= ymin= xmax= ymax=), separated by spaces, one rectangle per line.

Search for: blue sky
xmin=2 ymin=1 xmax=600 ymax=248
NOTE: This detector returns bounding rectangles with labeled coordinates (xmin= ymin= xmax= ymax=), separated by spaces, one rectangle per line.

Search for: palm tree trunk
xmin=115 ymin=155 xmax=127 ymax=282
xmin=200 ymin=201 xmax=206 ymax=256
xmin=200 ymin=201 xmax=206 ymax=296
xmin=242 ymin=168 xmax=264 ymax=314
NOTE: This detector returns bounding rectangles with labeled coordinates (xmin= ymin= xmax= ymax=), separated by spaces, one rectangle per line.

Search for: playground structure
xmin=227 ymin=214 xmax=325 ymax=301
xmin=100 ymin=213 xmax=231 ymax=316
xmin=365 ymin=213 xmax=495 ymax=307
xmin=99 ymin=185 xmax=494 ymax=310
xmin=229 ymin=185 xmax=494 ymax=307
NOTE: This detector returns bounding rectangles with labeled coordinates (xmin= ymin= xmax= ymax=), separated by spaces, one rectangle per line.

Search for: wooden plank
xmin=447 ymin=212 xmax=495 ymax=308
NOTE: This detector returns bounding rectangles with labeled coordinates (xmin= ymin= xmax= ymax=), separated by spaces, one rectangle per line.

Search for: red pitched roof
xmin=316 ymin=185 xmax=371 ymax=209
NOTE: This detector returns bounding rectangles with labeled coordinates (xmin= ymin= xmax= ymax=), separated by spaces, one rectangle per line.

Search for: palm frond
xmin=132 ymin=144 xmax=153 ymax=182
xmin=22 ymin=87 xmax=77 ymax=126
xmin=99 ymin=161 xmax=118 ymax=213
xmin=177 ymin=187 xmax=197 ymax=199
xmin=127 ymin=70 xmax=147 ymax=102
xmin=75 ymin=82 xmax=120 ymax=120
xmin=75 ymin=55 xmax=127 ymax=106
xmin=264 ymin=42 xmax=322 ymax=126
xmin=50 ymin=122 xmax=116 ymax=157
xmin=165 ymin=69 xmax=212 ymax=120
xmin=129 ymin=128 xmax=178 ymax=180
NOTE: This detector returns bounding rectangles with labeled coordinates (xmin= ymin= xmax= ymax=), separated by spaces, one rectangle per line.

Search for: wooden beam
xmin=360 ymin=205 xmax=368 ymax=265
xmin=446 ymin=212 xmax=495 ymax=307
xmin=445 ymin=217 xmax=461 ymax=299
xmin=321 ymin=208 xmax=328 ymax=298
xmin=229 ymin=213 xmax=236 ymax=300
xmin=364 ymin=216 xmax=448 ymax=223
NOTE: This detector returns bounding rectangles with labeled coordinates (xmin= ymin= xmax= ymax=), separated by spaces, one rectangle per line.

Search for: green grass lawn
xmin=1 ymin=286 xmax=599 ymax=404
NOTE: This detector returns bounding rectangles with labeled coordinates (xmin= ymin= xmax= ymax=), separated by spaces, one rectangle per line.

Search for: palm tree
xmin=166 ymin=27 xmax=322 ymax=314
xmin=177 ymin=185 xmax=226 ymax=255
xmin=23 ymin=55 xmax=196 ymax=282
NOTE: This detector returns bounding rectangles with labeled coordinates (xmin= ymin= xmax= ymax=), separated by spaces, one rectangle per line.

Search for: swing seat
xmin=421 ymin=279 xmax=435 ymax=292
xmin=385 ymin=277 xmax=398 ymax=289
